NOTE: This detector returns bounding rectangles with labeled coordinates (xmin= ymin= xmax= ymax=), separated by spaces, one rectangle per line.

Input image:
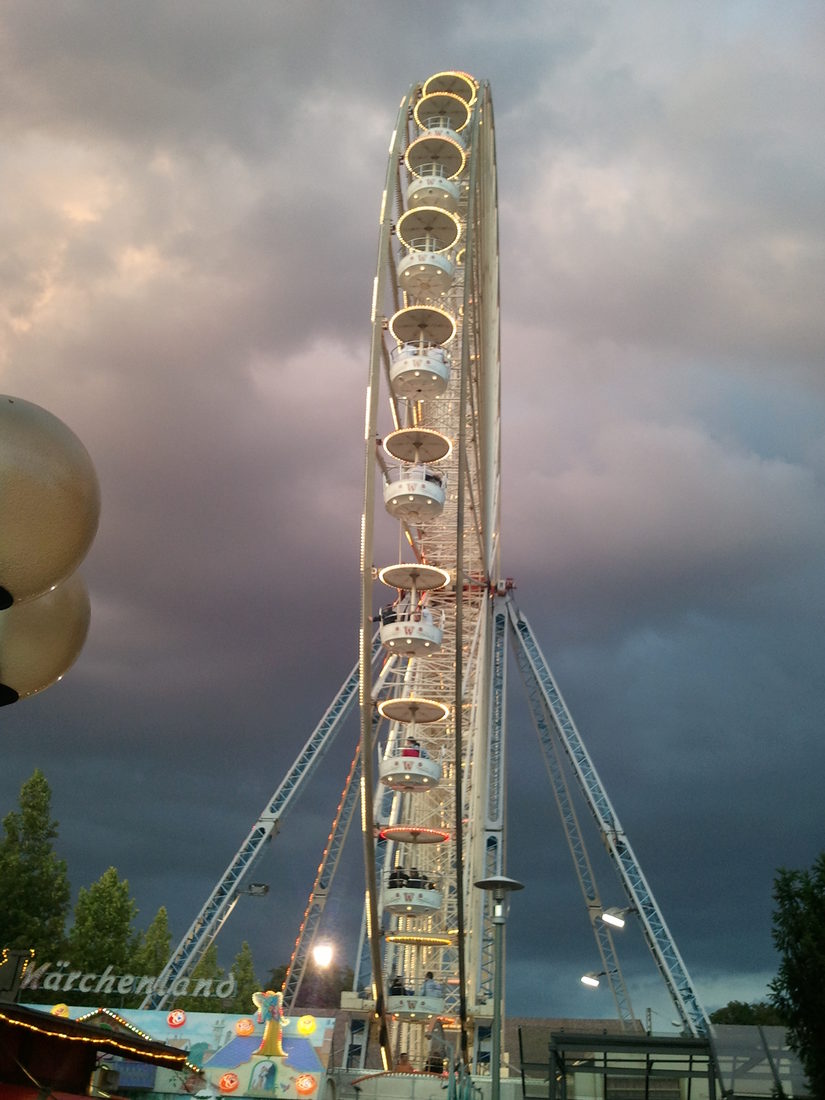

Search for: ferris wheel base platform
xmin=325 ymin=1069 xmax=522 ymax=1100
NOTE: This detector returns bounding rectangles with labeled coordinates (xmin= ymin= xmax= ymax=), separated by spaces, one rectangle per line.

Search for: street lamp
xmin=474 ymin=875 xmax=524 ymax=1100
xmin=0 ymin=395 xmax=99 ymax=705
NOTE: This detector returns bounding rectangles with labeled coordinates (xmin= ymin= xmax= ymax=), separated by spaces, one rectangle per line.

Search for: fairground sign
xmin=20 ymin=960 xmax=237 ymax=1000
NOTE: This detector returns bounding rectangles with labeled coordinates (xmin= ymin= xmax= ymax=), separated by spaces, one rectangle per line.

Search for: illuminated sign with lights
xmin=18 ymin=1005 xmax=337 ymax=1099
xmin=20 ymin=960 xmax=237 ymax=1000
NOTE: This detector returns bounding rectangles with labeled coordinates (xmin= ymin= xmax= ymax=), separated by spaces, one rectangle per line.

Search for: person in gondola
xmin=424 ymin=1019 xmax=448 ymax=1073
xmin=421 ymin=971 xmax=441 ymax=996
xmin=395 ymin=1051 xmax=415 ymax=1073
xmin=389 ymin=974 xmax=405 ymax=996
xmin=389 ymin=866 xmax=408 ymax=888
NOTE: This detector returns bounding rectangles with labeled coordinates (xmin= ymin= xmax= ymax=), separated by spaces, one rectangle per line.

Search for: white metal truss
xmin=504 ymin=595 xmax=635 ymax=1028
xmin=138 ymin=637 xmax=382 ymax=1010
xmin=505 ymin=597 xmax=709 ymax=1037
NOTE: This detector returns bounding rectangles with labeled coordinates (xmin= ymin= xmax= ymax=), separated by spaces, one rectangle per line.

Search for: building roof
xmin=0 ymin=1002 xmax=189 ymax=1069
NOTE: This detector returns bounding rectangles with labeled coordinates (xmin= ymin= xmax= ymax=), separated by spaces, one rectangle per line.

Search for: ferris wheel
xmin=356 ymin=70 xmax=506 ymax=1071
xmin=146 ymin=69 xmax=710 ymax=1074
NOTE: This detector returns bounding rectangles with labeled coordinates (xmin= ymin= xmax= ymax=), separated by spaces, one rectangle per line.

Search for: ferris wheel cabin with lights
xmin=356 ymin=68 xmax=505 ymax=1075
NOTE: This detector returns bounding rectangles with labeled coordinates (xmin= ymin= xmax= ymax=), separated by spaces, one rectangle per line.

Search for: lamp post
xmin=0 ymin=395 xmax=99 ymax=705
xmin=474 ymin=875 xmax=524 ymax=1100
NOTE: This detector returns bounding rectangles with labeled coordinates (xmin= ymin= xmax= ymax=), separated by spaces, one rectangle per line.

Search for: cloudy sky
xmin=2 ymin=1 xmax=823 ymax=1029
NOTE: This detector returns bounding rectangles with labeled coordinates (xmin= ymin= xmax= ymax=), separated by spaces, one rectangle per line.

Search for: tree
xmin=66 ymin=866 xmax=138 ymax=1005
xmin=275 ymin=958 xmax=354 ymax=1010
xmin=306 ymin=962 xmax=353 ymax=1010
xmin=227 ymin=941 xmax=258 ymax=1013
xmin=0 ymin=770 xmax=71 ymax=959
xmin=130 ymin=906 xmax=171 ymax=978
xmin=176 ymin=943 xmax=227 ymax=1012
xmin=769 ymin=852 xmax=825 ymax=1096
xmin=709 ymin=999 xmax=785 ymax=1025
xmin=266 ymin=963 xmax=288 ymax=993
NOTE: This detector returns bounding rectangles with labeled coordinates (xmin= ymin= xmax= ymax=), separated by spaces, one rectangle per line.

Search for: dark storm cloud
xmin=2 ymin=0 xmax=823 ymax=1024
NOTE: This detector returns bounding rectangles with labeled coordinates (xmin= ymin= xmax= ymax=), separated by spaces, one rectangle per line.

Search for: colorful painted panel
xmin=24 ymin=1003 xmax=336 ymax=1099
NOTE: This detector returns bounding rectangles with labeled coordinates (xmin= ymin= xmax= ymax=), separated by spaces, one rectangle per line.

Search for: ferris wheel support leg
xmin=508 ymin=603 xmax=636 ymax=1027
xmin=505 ymin=597 xmax=710 ymax=1038
xmin=139 ymin=639 xmax=379 ymax=1010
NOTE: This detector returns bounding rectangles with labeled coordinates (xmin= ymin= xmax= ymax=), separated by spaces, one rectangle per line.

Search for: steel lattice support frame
xmin=506 ymin=594 xmax=635 ymax=1027
xmin=139 ymin=639 xmax=380 ymax=1011
xmin=505 ymin=598 xmax=709 ymax=1037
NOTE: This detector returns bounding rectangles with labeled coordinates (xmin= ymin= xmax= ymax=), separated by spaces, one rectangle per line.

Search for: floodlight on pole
xmin=601 ymin=906 xmax=633 ymax=929
xmin=474 ymin=876 xmax=524 ymax=1100
xmin=580 ymin=971 xmax=605 ymax=988
xmin=312 ymin=942 xmax=334 ymax=969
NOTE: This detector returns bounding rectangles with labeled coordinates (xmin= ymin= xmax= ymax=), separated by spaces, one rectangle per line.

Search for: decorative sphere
xmin=0 ymin=395 xmax=100 ymax=608
xmin=0 ymin=572 xmax=91 ymax=706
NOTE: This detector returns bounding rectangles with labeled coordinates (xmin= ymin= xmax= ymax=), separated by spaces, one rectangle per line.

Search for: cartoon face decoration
xmin=51 ymin=1003 xmax=69 ymax=1017
xmin=297 ymin=1014 xmax=316 ymax=1036
xmin=219 ymin=1072 xmax=240 ymax=1093
xmin=295 ymin=1073 xmax=317 ymax=1095
xmin=235 ymin=1016 xmax=255 ymax=1036
xmin=167 ymin=1008 xmax=187 ymax=1028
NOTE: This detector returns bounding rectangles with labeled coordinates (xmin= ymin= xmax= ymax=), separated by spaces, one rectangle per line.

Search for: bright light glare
xmin=601 ymin=907 xmax=627 ymax=928
xmin=580 ymin=973 xmax=600 ymax=987
xmin=312 ymin=943 xmax=333 ymax=969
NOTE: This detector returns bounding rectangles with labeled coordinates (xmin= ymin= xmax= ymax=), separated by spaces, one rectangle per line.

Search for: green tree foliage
xmin=769 ymin=852 xmax=825 ymax=1096
xmin=67 ymin=866 xmax=138 ymax=993
xmin=266 ymin=963 xmax=288 ymax=993
xmin=0 ymin=769 xmax=71 ymax=959
xmin=263 ymin=958 xmax=353 ymax=1009
xmin=709 ymin=999 xmax=786 ymax=1025
xmin=130 ymin=906 xmax=171 ymax=978
xmin=228 ymin=940 xmax=259 ymax=1013
xmin=176 ymin=943 xmax=227 ymax=1012
xmin=295 ymin=960 xmax=354 ymax=1010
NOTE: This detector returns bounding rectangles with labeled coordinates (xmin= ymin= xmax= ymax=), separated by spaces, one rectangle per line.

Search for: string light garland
xmin=0 ymin=946 xmax=35 ymax=983
xmin=0 ymin=1007 xmax=192 ymax=1069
